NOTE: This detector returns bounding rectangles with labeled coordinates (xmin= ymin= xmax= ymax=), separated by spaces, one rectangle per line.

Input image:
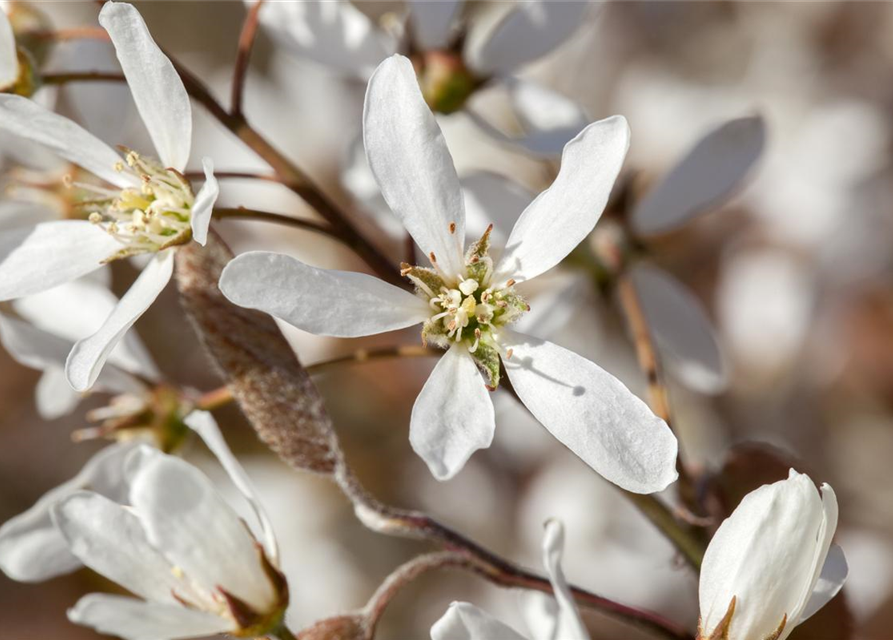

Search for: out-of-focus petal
xmin=502 ymin=331 xmax=678 ymax=494
xmin=66 ymin=250 xmax=174 ymax=392
xmin=493 ymin=117 xmax=630 ymax=285
xmin=464 ymin=1 xmax=590 ymax=76
xmin=35 ymin=367 xmax=81 ymax=420
xmin=631 ymin=115 xmax=766 ymax=237
xmin=68 ymin=593 xmax=231 ymax=640
xmin=408 ymin=0 xmax=462 ymax=50
xmin=410 ymin=345 xmax=495 ymax=480
xmin=0 ymin=95 xmax=134 ymax=188
xmin=431 ymin=601 xmax=529 ymax=640
xmin=540 ymin=520 xmax=589 ymax=639
xmin=800 ymin=543 xmax=848 ymax=622
xmin=99 ymin=1 xmax=192 ymax=171
xmin=629 ymin=264 xmax=726 ymax=394
xmin=364 ymin=55 xmax=466 ymax=278
xmin=256 ymin=0 xmax=396 ymax=79
xmin=220 ymin=251 xmax=429 ymax=337
xmin=189 ymin=157 xmax=218 ymax=246
xmin=460 ymin=171 xmax=532 ymax=250
xmin=0 ymin=9 xmax=18 ymax=89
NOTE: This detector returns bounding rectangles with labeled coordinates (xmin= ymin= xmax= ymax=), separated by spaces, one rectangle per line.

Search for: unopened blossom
xmin=698 ymin=469 xmax=847 ymax=640
xmin=432 ymin=520 xmax=589 ymax=640
xmin=0 ymin=1 xmax=219 ymax=393
xmin=221 ymin=55 xmax=677 ymax=493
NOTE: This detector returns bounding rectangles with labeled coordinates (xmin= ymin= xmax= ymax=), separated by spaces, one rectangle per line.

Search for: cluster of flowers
xmin=0 ymin=2 xmax=848 ymax=639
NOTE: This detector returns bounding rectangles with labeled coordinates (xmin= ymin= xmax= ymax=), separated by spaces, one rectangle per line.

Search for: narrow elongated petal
xmin=493 ymin=117 xmax=630 ymax=285
xmin=410 ymin=345 xmax=495 ymax=480
xmin=699 ymin=470 xmax=828 ymax=640
xmin=464 ymin=1 xmax=589 ymax=76
xmin=460 ymin=171 xmax=533 ymax=249
xmin=0 ymin=95 xmax=133 ymax=188
xmin=432 ymin=602 xmax=528 ymax=640
xmin=35 ymin=368 xmax=81 ymax=419
xmin=0 ymin=442 xmax=135 ymax=582
xmin=14 ymin=277 xmax=160 ymax=382
xmin=364 ymin=55 xmax=466 ymax=277
xmin=507 ymin=78 xmax=589 ymax=157
xmin=631 ymin=116 xmax=766 ymax=237
xmin=799 ymin=543 xmax=848 ymax=622
xmin=220 ymin=251 xmax=429 ymax=337
xmin=0 ymin=9 xmax=18 ymax=89
xmin=0 ymin=315 xmax=147 ymax=396
xmin=502 ymin=331 xmax=678 ymax=494
xmin=99 ymin=2 xmax=192 ymax=171
xmin=629 ymin=265 xmax=726 ymax=394
xmin=184 ymin=411 xmax=279 ymax=563
xmin=52 ymin=492 xmax=183 ymax=603
xmin=68 ymin=594 xmax=231 ymax=640
xmin=128 ymin=451 xmax=277 ymax=613
xmin=256 ymin=0 xmax=396 ymax=78
xmin=66 ymin=250 xmax=174 ymax=392
xmin=539 ymin=520 xmax=589 ymax=640
xmin=0 ymin=221 xmax=121 ymax=300
xmin=189 ymin=157 xmax=218 ymax=246
xmin=409 ymin=0 xmax=462 ymax=50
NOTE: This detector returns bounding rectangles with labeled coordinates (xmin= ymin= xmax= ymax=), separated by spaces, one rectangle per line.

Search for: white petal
xmin=629 ymin=265 xmax=726 ymax=394
xmin=631 ymin=115 xmax=766 ymax=237
xmin=99 ymin=2 xmax=192 ymax=171
xmin=69 ymin=594 xmax=231 ymax=640
xmin=431 ymin=601 xmax=528 ymax=640
xmin=0 ymin=442 xmax=135 ymax=582
xmin=364 ymin=55 xmax=466 ymax=277
xmin=799 ymin=543 xmax=848 ymax=622
xmin=698 ymin=470 xmax=826 ymax=640
xmin=0 ymin=200 xmax=58 ymax=229
xmin=409 ymin=0 xmax=462 ymax=50
xmin=0 ymin=95 xmax=133 ymax=188
xmin=494 ymin=116 xmax=630 ymax=285
xmin=189 ymin=157 xmax=218 ymax=246
xmin=257 ymin=0 xmax=396 ymax=78
xmin=52 ymin=492 xmax=183 ymax=603
xmin=220 ymin=251 xmax=429 ymax=337
xmin=507 ymin=78 xmax=589 ymax=157
xmin=0 ymin=221 xmax=121 ymax=300
xmin=502 ymin=331 xmax=678 ymax=494
xmin=14 ymin=277 xmax=160 ymax=382
xmin=128 ymin=451 xmax=277 ymax=613
xmin=410 ymin=345 xmax=495 ymax=480
xmin=35 ymin=368 xmax=82 ymax=419
xmin=540 ymin=520 xmax=589 ymax=640
xmin=464 ymin=1 xmax=589 ymax=76
xmin=0 ymin=314 xmax=147 ymax=396
xmin=460 ymin=171 xmax=533 ymax=250
xmin=66 ymin=250 xmax=174 ymax=392
xmin=184 ymin=410 xmax=278 ymax=564
xmin=0 ymin=9 xmax=18 ymax=89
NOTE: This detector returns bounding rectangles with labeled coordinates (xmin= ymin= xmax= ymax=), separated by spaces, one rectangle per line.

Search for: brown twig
xmin=213 ymin=206 xmax=340 ymax=240
xmin=307 ymin=345 xmax=439 ymax=374
xmin=184 ymin=170 xmax=280 ymax=184
xmin=230 ymin=0 xmax=264 ymax=117
xmin=31 ymin=27 xmax=110 ymax=42
xmin=41 ymin=71 xmax=124 ymax=85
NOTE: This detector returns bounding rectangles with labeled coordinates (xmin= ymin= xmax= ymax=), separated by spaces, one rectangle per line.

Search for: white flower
xmin=0 ymin=272 xmax=160 ymax=419
xmin=0 ymin=1 xmax=219 ymax=392
xmin=431 ymin=520 xmax=589 ymax=640
xmin=1 ymin=411 xmax=287 ymax=640
xmin=698 ymin=469 xmax=847 ymax=640
xmin=220 ymin=55 xmax=677 ymax=493
xmin=0 ymin=7 xmax=19 ymax=91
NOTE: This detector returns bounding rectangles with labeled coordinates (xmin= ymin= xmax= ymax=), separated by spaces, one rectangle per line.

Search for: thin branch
xmin=337 ymin=466 xmax=693 ymax=640
xmin=183 ymin=170 xmax=280 ymax=184
xmin=231 ymin=0 xmax=264 ymax=117
xmin=41 ymin=71 xmax=124 ymax=85
xmin=213 ymin=206 xmax=340 ymax=240
xmin=30 ymin=27 xmax=110 ymax=42
xmin=306 ymin=345 xmax=439 ymax=374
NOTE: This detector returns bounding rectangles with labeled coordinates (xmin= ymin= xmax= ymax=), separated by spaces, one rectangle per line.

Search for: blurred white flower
xmin=0 ymin=272 xmax=159 ymax=419
xmin=220 ymin=55 xmax=677 ymax=494
xmin=698 ymin=469 xmax=847 ymax=640
xmin=0 ymin=7 xmax=18 ymax=90
xmin=0 ymin=1 xmax=219 ymax=393
xmin=431 ymin=520 xmax=589 ymax=640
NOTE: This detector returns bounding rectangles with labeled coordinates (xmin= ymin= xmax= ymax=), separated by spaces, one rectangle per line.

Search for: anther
xmin=506 ymin=278 xmax=516 ymax=287
xmin=429 ymin=252 xmax=437 ymax=263
xmin=505 ymin=348 xmax=513 ymax=360
xmin=449 ymin=222 xmax=456 ymax=234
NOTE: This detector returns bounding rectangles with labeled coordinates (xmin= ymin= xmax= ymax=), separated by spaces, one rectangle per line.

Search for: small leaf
xmin=175 ymin=231 xmax=341 ymax=475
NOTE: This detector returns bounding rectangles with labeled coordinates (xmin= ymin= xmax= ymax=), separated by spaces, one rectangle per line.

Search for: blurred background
xmin=1 ymin=1 xmax=892 ymax=638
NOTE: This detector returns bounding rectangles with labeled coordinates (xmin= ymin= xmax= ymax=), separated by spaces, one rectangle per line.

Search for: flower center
xmin=403 ymin=224 xmax=528 ymax=388
xmin=73 ymin=150 xmax=195 ymax=261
